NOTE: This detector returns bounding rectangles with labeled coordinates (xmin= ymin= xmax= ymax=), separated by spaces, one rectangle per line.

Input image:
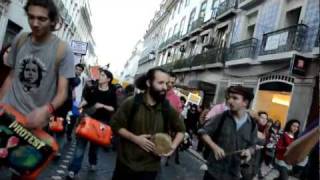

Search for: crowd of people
xmin=0 ymin=0 xmax=318 ymax=180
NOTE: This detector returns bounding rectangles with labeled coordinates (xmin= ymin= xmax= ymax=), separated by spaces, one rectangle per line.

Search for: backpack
xmin=127 ymin=93 xmax=171 ymax=133
xmin=17 ymin=33 xmax=68 ymax=116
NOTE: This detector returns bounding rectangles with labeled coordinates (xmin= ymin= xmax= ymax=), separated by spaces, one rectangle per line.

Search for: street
xmin=0 ymin=137 xmax=301 ymax=180
xmin=39 ymin=140 xmax=204 ymax=180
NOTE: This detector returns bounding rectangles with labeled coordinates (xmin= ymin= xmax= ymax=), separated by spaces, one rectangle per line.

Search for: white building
xmin=0 ymin=0 xmax=29 ymax=48
xmin=137 ymin=0 xmax=319 ymax=129
xmin=0 ymin=0 xmax=96 ymax=65
xmin=120 ymin=40 xmax=144 ymax=84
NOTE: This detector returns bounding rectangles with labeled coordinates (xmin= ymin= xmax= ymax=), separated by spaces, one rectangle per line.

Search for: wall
xmin=303 ymin=0 xmax=320 ymax=51
xmin=0 ymin=0 xmax=30 ymax=48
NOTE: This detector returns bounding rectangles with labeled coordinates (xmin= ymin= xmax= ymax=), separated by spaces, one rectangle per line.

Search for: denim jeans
xmin=54 ymin=132 xmax=65 ymax=153
xmin=68 ymin=137 xmax=99 ymax=174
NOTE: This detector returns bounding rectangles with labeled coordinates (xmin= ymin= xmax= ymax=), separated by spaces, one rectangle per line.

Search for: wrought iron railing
xmin=226 ymin=38 xmax=258 ymax=61
xmin=173 ymin=57 xmax=193 ymax=69
xmin=260 ymin=24 xmax=308 ymax=55
xmin=158 ymin=33 xmax=181 ymax=50
xmin=138 ymin=56 xmax=150 ymax=66
xmin=190 ymin=48 xmax=226 ymax=66
xmin=216 ymin=0 xmax=237 ymax=17
xmin=160 ymin=48 xmax=225 ymax=70
xmin=161 ymin=62 xmax=175 ymax=71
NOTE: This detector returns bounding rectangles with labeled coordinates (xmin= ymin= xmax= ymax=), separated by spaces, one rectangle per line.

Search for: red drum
xmin=75 ymin=117 xmax=112 ymax=146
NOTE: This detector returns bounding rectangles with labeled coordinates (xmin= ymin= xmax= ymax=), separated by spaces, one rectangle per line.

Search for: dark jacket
xmin=198 ymin=111 xmax=258 ymax=179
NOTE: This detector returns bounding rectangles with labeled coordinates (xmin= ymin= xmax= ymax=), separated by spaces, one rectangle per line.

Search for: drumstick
xmin=225 ymin=146 xmax=264 ymax=157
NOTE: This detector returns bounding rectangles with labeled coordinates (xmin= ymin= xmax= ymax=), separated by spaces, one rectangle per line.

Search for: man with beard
xmin=110 ymin=67 xmax=185 ymax=180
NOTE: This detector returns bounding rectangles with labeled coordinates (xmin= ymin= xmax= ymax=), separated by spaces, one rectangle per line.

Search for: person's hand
xmin=240 ymin=149 xmax=252 ymax=162
xmin=94 ymin=103 xmax=105 ymax=109
xmin=103 ymin=105 xmax=113 ymax=111
xmin=26 ymin=106 xmax=50 ymax=129
xmin=258 ymin=132 xmax=266 ymax=140
xmin=133 ymin=134 xmax=155 ymax=153
xmin=212 ymin=145 xmax=225 ymax=160
xmin=157 ymin=145 xmax=177 ymax=157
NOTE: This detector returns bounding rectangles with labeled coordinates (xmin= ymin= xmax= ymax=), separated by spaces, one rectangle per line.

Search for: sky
xmin=91 ymin=0 xmax=163 ymax=77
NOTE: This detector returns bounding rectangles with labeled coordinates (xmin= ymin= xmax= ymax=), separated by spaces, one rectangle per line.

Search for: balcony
xmin=226 ymin=38 xmax=258 ymax=66
xmin=173 ymin=57 xmax=194 ymax=70
xmin=216 ymin=0 xmax=237 ymax=20
xmin=190 ymin=48 xmax=226 ymax=68
xmin=158 ymin=33 xmax=181 ymax=51
xmin=138 ymin=56 xmax=151 ymax=66
xmin=238 ymin=0 xmax=263 ymax=10
xmin=259 ymin=24 xmax=308 ymax=62
xmin=160 ymin=48 xmax=225 ymax=73
xmin=160 ymin=62 xmax=175 ymax=71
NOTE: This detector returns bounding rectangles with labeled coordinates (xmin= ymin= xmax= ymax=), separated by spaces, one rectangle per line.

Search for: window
xmin=178 ymin=0 xmax=183 ymax=14
xmin=172 ymin=6 xmax=177 ymax=19
xmin=285 ymin=7 xmax=301 ymax=27
xmin=245 ymin=11 xmax=258 ymax=39
xmin=190 ymin=40 xmax=197 ymax=55
xmin=173 ymin=24 xmax=179 ymax=35
xmin=179 ymin=17 xmax=186 ymax=35
xmin=167 ymin=28 xmax=172 ymax=39
xmin=187 ymin=9 xmax=196 ymax=32
xmin=199 ymin=1 xmax=207 ymax=20
xmin=216 ymin=26 xmax=228 ymax=47
xmin=211 ymin=0 xmax=219 ymax=18
xmin=185 ymin=0 xmax=190 ymax=7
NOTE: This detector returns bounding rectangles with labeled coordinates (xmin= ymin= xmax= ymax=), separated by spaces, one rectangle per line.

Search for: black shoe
xmin=175 ymin=159 xmax=180 ymax=165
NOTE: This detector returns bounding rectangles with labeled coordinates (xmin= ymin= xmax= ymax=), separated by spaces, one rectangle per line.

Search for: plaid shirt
xmin=198 ymin=111 xmax=258 ymax=179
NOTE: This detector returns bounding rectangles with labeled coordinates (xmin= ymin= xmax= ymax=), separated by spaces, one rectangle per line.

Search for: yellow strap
xmin=16 ymin=32 xmax=29 ymax=50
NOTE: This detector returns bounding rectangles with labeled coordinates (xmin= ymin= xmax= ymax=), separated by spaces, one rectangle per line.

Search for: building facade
xmin=120 ymin=40 xmax=144 ymax=84
xmin=137 ymin=0 xmax=319 ymax=128
xmin=0 ymin=0 xmax=96 ymax=64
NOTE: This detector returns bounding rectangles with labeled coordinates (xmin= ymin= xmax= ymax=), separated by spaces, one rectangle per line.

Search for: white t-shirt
xmin=74 ymin=73 xmax=87 ymax=106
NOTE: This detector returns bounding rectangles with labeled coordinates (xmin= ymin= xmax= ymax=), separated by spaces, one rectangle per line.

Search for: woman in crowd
xmin=67 ymin=69 xmax=117 ymax=179
xmin=274 ymin=119 xmax=300 ymax=180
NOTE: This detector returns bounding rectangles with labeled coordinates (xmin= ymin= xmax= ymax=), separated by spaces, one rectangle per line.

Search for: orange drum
xmin=49 ymin=117 xmax=64 ymax=132
xmin=0 ymin=104 xmax=58 ymax=180
xmin=75 ymin=117 xmax=112 ymax=146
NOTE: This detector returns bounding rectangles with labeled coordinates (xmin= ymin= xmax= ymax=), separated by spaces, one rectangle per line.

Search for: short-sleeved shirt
xmin=83 ymin=86 xmax=117 ymax=123
xmin=1 ymin=33 xmax=75 ymax=115
xmin=110 ymin=94 xmax=186 ymax=172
